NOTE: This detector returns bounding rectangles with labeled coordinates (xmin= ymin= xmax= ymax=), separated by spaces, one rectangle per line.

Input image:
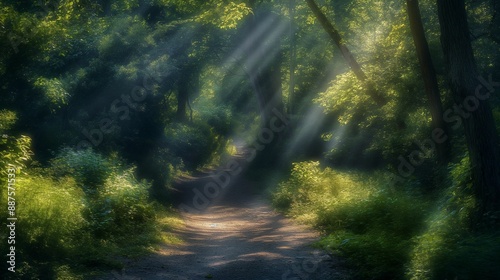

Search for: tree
xmin=491 ymin=0 xmax=500 ymax=44
xmin=437 ymin=0 xmax=500 ymax=213
xmin=176 ymin=66 xmax=199 ymax=121
xmin=406 ymin=0 xmax=448 ymax=162
xmin=305 ymin=0 xmax=386 ymax=106
xmin=288 ymin=0 xmax=297 ymax=115
xmin=237 ymin=9 xmax=286 ymax=127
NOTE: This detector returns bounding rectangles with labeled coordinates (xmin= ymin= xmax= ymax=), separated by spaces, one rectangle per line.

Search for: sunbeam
xmin=2 ymin=0 xmax=498 ymax=279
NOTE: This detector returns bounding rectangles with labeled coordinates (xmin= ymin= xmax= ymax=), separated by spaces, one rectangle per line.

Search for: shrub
xmin=317 ymin=232 xmax=413 ymax=280
xmin=0 ymin=134 xmax=32 ymax=187
xmin=49 ymin=148 xmax=156 ymax=237
xmin=50 ymin=148 xmax=112 ymax=192
xmin=272 ymin=161 xmax=429 ymax=279
xmin=0 ymin=174 xmax=88 ymax=279
xmin=89 ymin=167 xmax=156 ymax=237
xmin=407 ymin=156 xmax=500 ymax=280
xmin=0 ymin=143 xmax=178 ymax=278
xmin=165 ymin=121 xmax=219 ymax=170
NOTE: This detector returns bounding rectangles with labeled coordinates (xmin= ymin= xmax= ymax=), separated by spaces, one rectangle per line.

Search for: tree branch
xmin=305 ymin=0 xmax=387 ymax=106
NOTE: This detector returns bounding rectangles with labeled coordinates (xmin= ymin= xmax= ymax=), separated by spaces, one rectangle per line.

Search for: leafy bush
xmin=407 ymin=156 xmax=500 ymax=280
xmin=0 ymin=146 xmax=172 ymax=278
xmin=275 ymin=159 xmax=500 ymax=280
xmin=0 ymin=134 xmax=32 ymax=186
xmin=429 ymin=234 xmax=500 ymax=280
xmin=272 ymin=161 xmax=429 ymax=279
xmin=0 ymin=175 xmax=88 ymax=279
xmin=317 ymin=232 xmax=413 ymax=280
xmin=15 ymin=176 xmax=86 ymax=257
xmin=49 ymin=148 xmax=157 ymax=237
xmin=0 ymin=109 xmax=17 ymax=133
xmin=50 ymin=148 xmax=112 ymax=192
xmin=89 ymin=167 xmax=156 ymax=237
xmin=165 ymin=121 xmax=219 ymax=170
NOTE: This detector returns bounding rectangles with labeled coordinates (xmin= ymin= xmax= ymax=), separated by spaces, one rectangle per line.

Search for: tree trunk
xmin=406 ymin=0 xmax=449 ymax=162
xmin=251 ymin=54 xmax=284 ymax=127
xmin=176 ymin=78 xmax=188 ymax=121
xmin=243 ymin=11 xmax=286 ymax=127
xmin=288 ymin=0 xmax=296 ymax=115
xmin=491 ymin=0 xmax=500 ymax=44
xmin=437 ymin=0 xmax=500 ymax=213
xmin=176 ymin=66 xmax=199 ymax=121
xmin=305 ymin=0 xmax=386 ymax=106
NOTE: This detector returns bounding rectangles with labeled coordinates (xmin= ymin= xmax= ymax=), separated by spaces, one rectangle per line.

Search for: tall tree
xmin=437 ymin=0 xmax=500 ymax=213
xmin=491 ymin=0 xmax=500 ymax=44
xmin=176 ymin=66 xmax=198 ymax=122
xmin=288 ymin=0 xmax=296 ymax=115
xmin=406 ymin=0 xmax=449 ymax=162
xmin=241 ymin=10 xmax=286 ymax=127
xmin=305 ymin=0 xmax=386 ymax=106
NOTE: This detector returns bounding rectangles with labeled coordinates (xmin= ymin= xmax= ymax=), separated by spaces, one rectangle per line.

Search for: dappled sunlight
xmin=142 ymin=188 xmax=329 ymax=279
xmin=407 ymin=209 xmax=452 ymax=280
xmin=2 ymin=0 xmax=499 ymax=279
xmin=322 ymin=123 xmax=348 ymax=154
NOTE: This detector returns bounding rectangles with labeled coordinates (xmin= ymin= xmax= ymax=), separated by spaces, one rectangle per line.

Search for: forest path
xmin=102 ymin=146 xmax=350 ymax=280
xmin=109 ymin=191 xmax=347 ymax=279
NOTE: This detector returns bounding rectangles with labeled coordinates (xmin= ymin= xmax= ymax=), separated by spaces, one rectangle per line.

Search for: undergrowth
xmin=272 ymin=160 xmax=500 ymax=280
xmin=0 ymin=147 xmax=183 ymax=279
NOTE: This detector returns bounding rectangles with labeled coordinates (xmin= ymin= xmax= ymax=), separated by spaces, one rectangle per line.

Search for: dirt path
xmin=100 ymin=177 xmax=349 ymax=280
xmin=100 ymin=146 xmax=350 ymax=279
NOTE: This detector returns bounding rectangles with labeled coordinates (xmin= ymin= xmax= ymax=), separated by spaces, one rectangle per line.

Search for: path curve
xmin=101 ymin=147 xmax=350 ymax=279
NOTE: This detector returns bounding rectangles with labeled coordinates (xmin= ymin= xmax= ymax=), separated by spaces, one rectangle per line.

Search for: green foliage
xmin=196 ymin=2 xmax=252 ymax=30
xmin=407 ymin=156 xmax=500 ymax=280
xmin=0 ymin=134 xmax=32 ymax=187
xmin=11 ymin=176 xmax=86 ymax=257
xmin=317 ymin=232 xmax=412 ymax=280
xmin=428 ymin=234 xmax=500 ymax=280
xmin=0 ymin=174 xmax=88 ymax=279
xmin=1 ymin=0 xmax=499 ymax=279
xmin=0 ymin=109 xmax=17 ymax=133
xmin=273 ymin=161 xmax=429 ymax=279
xmin=311 ymin=0 xmax=445 ymax=163
xmin=274 ymin=158 xmax=500 ymax=279
xmin=89 ymin=167 xmax=156 ymax=237
xmin=111 ymin=0 xmax=140 ymax=13
xmin=98 ymin=16 xmax=154 ymax=60
xmin=48 ymin=148 xmax=158 ymax=235
xmin=0 ymin=145 xmax=173 ymax=278
xmin=273 ymin=161 xmax=377 ymax=223
xmin=165 ymin=121 xmax=220 ymax=170
xmin=34 ymin=77 xmax=70 ymax=112
xmin=50 ymin=148 xmax=112 ymax=191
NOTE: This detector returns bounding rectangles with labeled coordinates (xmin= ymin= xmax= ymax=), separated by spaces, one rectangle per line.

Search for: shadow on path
xmin=100 ymin=147 xmax=350 ymax=280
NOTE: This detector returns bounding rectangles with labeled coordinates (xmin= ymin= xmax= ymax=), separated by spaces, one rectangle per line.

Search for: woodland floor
xmin=98 ymin=150 xmax=350 ymax=280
